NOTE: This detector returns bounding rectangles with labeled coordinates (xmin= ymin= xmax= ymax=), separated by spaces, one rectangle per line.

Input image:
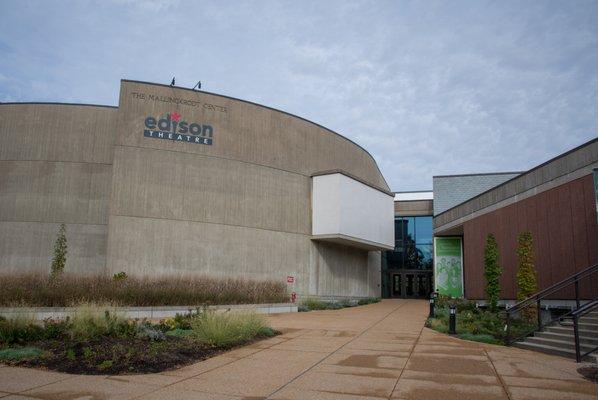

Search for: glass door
xmin=392 ymin=274 xmax=402 ymax=297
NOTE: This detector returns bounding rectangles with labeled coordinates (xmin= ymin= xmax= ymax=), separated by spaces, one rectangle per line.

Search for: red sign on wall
xmin=287 ymin=276 xmax=295 ymax=284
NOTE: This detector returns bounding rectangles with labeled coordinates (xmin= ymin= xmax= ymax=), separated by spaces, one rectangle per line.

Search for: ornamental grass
xmin=0 ymin=273 xmax=288 ymax=307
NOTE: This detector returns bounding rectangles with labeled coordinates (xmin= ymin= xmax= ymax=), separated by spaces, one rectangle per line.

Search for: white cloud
xmin=0 ymin=0 xmax=596 ymax=190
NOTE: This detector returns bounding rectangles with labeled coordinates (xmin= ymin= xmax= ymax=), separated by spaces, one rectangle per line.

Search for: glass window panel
xmin=416 ymin=244 xmax=433 ymax=270
xmin=415 ymin=216 xmax=433 ymax=244
xmin=404 ymin=217 xmax=415 ymax=244
xmin=394 ymin=218 xmax=404 ymax=241
xmin=403 ymin=243 xmax=422 ymax=269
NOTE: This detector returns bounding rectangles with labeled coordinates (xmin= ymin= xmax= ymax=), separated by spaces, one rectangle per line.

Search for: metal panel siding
xmin=463 ymin=174 xmax=598 ymax=300
xmin=433 ymin=173 xmax=520 ymax=215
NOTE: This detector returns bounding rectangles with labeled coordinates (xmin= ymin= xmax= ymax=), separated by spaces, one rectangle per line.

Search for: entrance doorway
xmin=390 ymin=271 xmax=432 ymax=298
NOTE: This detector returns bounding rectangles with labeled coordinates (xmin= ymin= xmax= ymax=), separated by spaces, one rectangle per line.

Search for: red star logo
xmin=170 ymin=111 xmax=181 ymax=122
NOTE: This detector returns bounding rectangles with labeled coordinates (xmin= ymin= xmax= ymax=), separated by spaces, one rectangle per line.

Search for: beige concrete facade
xmin=0 ymin=80 xmax=389 ymax=297
xmin=0 ymin=103 xmax=117 ymax=274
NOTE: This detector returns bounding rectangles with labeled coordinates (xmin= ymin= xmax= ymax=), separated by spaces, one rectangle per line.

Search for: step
xmin=535 ymin=331 xmax=598 ymax=347
xmin=525 ymin=336 xmax=598 ymax=352
xmin=545 ymin=326 xmax=598 ymax=338
xmin=559 ymin=320 xmax=598 ymax=330
xmin=513 ymin=341 xmax=598 ymax=363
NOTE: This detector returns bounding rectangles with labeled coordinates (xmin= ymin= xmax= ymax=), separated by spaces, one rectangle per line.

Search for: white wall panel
xmin=312 ymin=173 xmax=394 ymax=250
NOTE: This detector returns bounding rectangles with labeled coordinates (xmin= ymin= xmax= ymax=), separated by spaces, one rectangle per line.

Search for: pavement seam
xmin=387 ymin=305 xmax=426 ymax=400
xmin=485 ymin=349 xmax=513 ymax=400
xmin=12 ymin=374 xmax=80 ymax=397
xmin=126 ymin=332 xmax=299 ymax=400
xmin=265 ymin=300 xmax=410 ymax=400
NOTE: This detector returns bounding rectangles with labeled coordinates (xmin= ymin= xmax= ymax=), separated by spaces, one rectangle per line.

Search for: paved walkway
xmin=0 ymin=299 xmax=596 ymax=399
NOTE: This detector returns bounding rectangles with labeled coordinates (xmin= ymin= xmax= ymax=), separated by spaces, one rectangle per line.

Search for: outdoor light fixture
xmin=429 ymin=296 xmax=435 ymax=318
xmin=192 ymin=81 xmax=202 ymax=90
xmin=170 ymin=77 xmax=176 ymax=86
xmin=449 ymin=305 xmax=457 ymax=334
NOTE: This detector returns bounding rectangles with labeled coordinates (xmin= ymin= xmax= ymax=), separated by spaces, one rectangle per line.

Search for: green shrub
xmin=0 ymin=347 xmax=43 ymax=361
xmin=41 ymin=318 xmax=69 ymax=340
xmin=0 ymin=315 xmax=45 ymax=345
xmin=435 ymin=295 xmax=477 ymax=312
xmin=50 ymin=224 xmax=67 ymax=280
xmin=426 ymin=317 xmax=448 ymax=333
xmin=458 ymin=333 xmax=502 ymax=345
xmin=69 ymin=305 xmax=135 ymax=340
xmin=136 ymin=323 xmax=166 ymax=341
xmin=113 ymin=272 xmax=127 ymax=281
xmin=357 ymin=298 xmax=381 ymax=306
xmin=516 ymin=231 xmax=538 ymax=323
xmin=98 ymin=360 xmax=114 ymax=370
xmin=165 ymin=328 xmax=194 ymax=338
xmin=484 ymin=234 xmax=502 ymax=312
xmin=339 ymin=299 xmax=357 ymax=308
xmin=190 ymin=311 xmax=268 ymax=347
xmin=300 ymin=298 xmax=330 ymax=311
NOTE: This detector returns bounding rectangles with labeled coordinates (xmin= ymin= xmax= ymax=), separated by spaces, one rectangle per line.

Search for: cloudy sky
xmin=1 ymin=0 xmax=597 ymax=190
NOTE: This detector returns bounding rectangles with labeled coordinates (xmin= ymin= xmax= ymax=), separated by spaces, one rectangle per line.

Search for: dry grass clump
xmin=0 ymin=273 xmax=288 ymax=307
xmin=189 ymin=310 xmax=273 ymax=347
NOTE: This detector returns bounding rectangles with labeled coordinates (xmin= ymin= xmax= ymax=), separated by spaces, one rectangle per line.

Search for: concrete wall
xmin=0 ymin=103 xmax=117 ymax=274
xmin=0 ymin=82 xmax=388 ymax=298
xmin=394 ymin=199 xmax=433 ymax=216
xmin=104 ymin=80 xmax=387 ymax=297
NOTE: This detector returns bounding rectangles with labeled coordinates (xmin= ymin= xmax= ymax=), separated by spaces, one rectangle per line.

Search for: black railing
xmin=504 ymin=262 xmax=598 ymax=362
xmin=571 ymin=299 xmax=598 ymax=362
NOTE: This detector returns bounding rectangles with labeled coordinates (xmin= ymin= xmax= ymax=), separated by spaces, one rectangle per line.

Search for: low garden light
xmin=449 ymin=305 xmax=457 ymax=334
xmin=429 ymin=296 xmax=435 ymax=318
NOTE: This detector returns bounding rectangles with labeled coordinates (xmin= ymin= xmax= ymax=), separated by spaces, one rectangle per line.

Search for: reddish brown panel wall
xmin=463 ymin=174 xmax=598 ymax=300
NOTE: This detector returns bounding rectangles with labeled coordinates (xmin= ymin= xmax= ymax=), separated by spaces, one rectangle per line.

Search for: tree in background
xmin=483 ymin=234 xmax=502 ymax=312
xmin=516 ymin=231 xmax=537 ymax=322
xmin=50 ymin=223 xmax=67 ymax=280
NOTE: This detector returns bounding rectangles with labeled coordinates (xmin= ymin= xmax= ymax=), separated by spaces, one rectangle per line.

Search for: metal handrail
xmin=504 ymin=263 xmax=598 ymax=362
xmin=571 ymin=299 xmax=598 ymax=362
xmin=507 ymin=263 xmax=598 ymax=314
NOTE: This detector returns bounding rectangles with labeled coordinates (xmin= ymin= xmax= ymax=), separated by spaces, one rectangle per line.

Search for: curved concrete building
xmin=0 ymin=80 xmax=394 ymax=298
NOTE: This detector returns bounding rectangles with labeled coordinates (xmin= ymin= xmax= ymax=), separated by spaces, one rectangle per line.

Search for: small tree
xmin=483 ymin=234 xmax=501 ymax=312
xmin=50 ymin=223 xmax=67 ymax=280
xmin=516 ymin=231 xmax=537 ymax=322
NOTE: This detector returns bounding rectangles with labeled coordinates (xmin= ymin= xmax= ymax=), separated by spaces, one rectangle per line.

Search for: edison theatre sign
xmin=144 ymin=112 xmax=213 ymax=145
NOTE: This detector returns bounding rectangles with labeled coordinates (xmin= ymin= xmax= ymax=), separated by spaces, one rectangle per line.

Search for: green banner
xmin=434 ymin=237 xmax=464 ymax=298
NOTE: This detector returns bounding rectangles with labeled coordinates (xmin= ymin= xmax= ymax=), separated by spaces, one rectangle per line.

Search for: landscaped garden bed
xmin=0 ymin=305 xmax=278 ymax=374
xmin=298 ymin=297 xmax=381 ymax=312
xmin=425 ymin=295 xmax=534 ymax=345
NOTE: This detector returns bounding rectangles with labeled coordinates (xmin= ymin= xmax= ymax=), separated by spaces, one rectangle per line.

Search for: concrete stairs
xmin=513 ymin=310 xmax=598 ymax=363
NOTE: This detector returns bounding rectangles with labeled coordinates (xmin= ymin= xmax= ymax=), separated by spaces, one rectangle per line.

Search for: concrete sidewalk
xmin=0 ymin=299 xmax=596 ymax=399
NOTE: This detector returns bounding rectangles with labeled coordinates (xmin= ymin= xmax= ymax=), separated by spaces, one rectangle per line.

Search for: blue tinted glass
xmin=415 ymin=216 xmax=433 ymax=244
xmin=403 ymin=243 xmax=419 ymax=269
xmin=416 ymin=244 xmax=433 ymax=270
xmin=404 ymin=217 xmax=415 ymax=243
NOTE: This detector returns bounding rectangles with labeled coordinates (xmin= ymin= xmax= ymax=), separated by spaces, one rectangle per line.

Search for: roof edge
xmin=434 ymin=137 xmax=598 ymax=220
xmin=433 ymin=171 xmax=523 ymax=178
xmin=311 ymin=169 xmax=394 ymax=197
xmin=0 ymin=101 xmax=117 ymax=109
